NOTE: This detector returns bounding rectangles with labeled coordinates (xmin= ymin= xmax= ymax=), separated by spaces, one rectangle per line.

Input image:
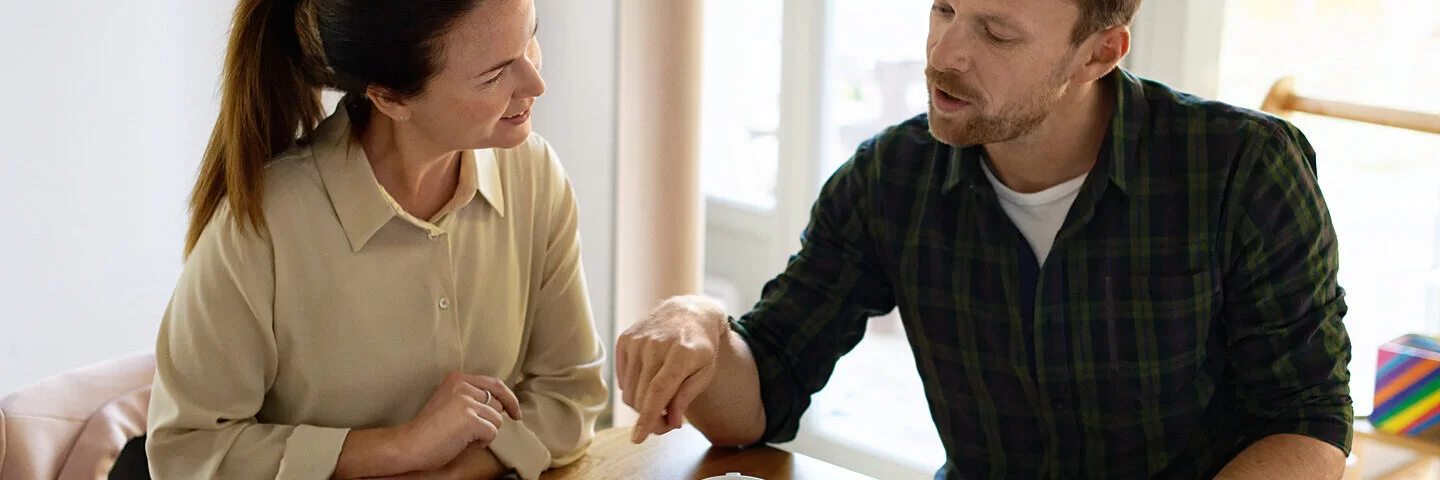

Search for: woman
xmin=145 ymin=0 xmax=607 ymax=478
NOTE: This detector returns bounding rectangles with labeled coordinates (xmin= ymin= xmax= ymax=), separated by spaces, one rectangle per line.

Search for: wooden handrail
xmin=1260 ymin=76 xmax=1440 ymax=135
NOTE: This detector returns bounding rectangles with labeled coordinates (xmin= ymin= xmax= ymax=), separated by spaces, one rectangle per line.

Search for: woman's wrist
xmin=335 ymin=426 xmax=414 ymax=478
xmin=439 ymin=445 xmax=507 ymax=480
xmin=383 ymin=425 xmax=418 ymax=473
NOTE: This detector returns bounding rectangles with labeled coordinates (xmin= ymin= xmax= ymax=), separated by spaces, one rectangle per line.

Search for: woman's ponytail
xmin=184 ymin=0 xmax=327 ymax=257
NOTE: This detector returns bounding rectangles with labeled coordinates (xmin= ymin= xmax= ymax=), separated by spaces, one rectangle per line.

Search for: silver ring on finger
xmin=484 ymin=390 xmax=493 ymax=407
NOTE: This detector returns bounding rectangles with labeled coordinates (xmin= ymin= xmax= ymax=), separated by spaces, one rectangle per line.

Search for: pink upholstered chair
xmin=0 ymin=352 xmax=155 ymax=480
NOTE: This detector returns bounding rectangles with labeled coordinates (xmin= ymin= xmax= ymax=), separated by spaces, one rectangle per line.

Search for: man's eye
xmin=985 ymin=27 xmax=1017 ymax=44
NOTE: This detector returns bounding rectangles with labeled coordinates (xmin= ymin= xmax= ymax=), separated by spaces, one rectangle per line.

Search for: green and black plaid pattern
xmin=731 ymin=68 xmax=1353 ymax=479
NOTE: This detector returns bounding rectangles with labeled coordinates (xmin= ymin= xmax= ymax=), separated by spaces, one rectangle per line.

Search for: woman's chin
xmin=474 ymin=126 xmax=532 ymax=150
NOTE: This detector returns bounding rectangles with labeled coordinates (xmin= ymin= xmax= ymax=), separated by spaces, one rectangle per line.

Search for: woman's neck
xmin=359 ymin=112 xmax=462 ymax=221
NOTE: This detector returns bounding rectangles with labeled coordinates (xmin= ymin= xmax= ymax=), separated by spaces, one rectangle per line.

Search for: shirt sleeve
xmin=488 ymin=137 xmax=609 ymax=479
xmin=730 ymin=138 xmax=898 ymax=445
xmin=1221 ymin=118 xmax=1353 ymax=454
xmin=146 ymin=206 xmax=350 ymax=480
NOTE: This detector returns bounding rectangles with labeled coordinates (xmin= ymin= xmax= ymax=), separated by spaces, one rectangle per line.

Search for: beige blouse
xmin=146 ymin=106 xmax=608 ymax=480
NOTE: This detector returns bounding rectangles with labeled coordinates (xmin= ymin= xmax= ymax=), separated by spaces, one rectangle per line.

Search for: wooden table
xmin=542 ymin=426 xmax=875 ymax=480
xmin=1348 ymin=420 xmax=1440 ymax=480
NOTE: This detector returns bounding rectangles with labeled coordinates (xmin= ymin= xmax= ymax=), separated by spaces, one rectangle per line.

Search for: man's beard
xmin=925 ymin=60 xmax=1073 ymax=146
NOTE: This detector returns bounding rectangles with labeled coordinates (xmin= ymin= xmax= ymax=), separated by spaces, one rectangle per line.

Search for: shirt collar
xmin=311 ymin=106 xmax=507 ymax=252
xmin=942 ymin=67 xmax=1148 ymax=195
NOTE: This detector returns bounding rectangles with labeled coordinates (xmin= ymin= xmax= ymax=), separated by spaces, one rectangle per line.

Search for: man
xmin=616 ymin=0 xmax=1353 ymax=478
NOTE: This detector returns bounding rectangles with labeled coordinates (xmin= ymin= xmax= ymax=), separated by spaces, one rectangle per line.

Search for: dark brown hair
xmin=185 ymin=0 xmax=480 ymax=257
xmin=1071 ymin=0 xmax=1142 ymax=44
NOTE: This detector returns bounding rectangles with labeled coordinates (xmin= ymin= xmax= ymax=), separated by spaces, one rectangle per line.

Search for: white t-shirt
xmin=980 ymin=161 xmax=1090 ymax=266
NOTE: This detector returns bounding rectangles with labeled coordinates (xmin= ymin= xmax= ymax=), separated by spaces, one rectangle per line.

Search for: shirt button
xmin=428 ymin=232 xmax=440 ymax=240
xmin=439 ymin=296 xmax=451 ymax=310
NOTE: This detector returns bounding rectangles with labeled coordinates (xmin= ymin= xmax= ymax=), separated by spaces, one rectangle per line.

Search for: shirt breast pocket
xmin=1099 ymin=269 xmax=1220 ymax=409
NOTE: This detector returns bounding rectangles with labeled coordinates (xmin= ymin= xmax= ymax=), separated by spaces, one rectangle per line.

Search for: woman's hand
xmin=364 ymin=445 xmax=508 ymax=480
xmin=395 ymin=373 xmax=522 ymax=473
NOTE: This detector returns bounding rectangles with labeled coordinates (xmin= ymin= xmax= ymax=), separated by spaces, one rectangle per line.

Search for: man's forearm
xmin=1214 ymin=434 xmax=1346 ymax=480
xmin=686 ymin=330 xmax=767 ymax=447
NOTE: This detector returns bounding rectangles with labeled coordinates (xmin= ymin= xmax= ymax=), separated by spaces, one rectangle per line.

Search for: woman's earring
xmin=398 ymin=115 xmax=408 ymax=122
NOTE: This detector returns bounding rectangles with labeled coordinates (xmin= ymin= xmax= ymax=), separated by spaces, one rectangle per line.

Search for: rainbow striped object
xmin=1371 ymin=334 xmax=1440 ymax=436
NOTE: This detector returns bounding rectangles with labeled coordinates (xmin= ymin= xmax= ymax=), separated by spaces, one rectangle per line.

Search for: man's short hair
xmin=1072 ymin=0 xmax=1143 ymax=44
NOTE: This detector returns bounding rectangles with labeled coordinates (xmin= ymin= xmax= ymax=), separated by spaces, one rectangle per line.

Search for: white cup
xmin=701 ymin=474 xmax=764 ymax=480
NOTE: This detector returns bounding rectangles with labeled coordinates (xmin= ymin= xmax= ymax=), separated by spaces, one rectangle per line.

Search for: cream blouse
xmin=146 ymin=106 xmax=607 ymax=479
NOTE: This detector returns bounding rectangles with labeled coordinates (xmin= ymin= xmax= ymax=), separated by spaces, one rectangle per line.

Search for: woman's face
xmin=402 ymin=0 xmax=544 ymax=151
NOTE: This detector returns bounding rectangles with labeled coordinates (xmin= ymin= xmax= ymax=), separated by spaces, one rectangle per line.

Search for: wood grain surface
xmin=541 ymin=426 xmax=875 ymax=480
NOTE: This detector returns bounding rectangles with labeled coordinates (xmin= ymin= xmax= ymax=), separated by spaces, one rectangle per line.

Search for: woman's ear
xmin=367 ymin=86 xmax=413 ymax=122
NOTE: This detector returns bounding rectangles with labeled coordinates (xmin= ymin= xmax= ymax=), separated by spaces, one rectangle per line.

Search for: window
xmin=794 ymin=1 xmax=947 ymax=477
xmin=699 ymin=0 xmax=784 ymax=211
xmin=701 ymin=1 xmax=944 ymax=476
xmin=1214 ymin=0 xmax=1440 ymax=416
xmin=819 ymin=0 xmax=934 ymax=179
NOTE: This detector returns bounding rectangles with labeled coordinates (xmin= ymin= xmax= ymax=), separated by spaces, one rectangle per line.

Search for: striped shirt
xmin=731 ymin=68 xmax=1353 ymax=479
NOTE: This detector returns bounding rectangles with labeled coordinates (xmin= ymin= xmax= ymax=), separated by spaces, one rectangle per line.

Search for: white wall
xmin=0 ymin=0 xmax=233 ymax=394
xmin=0 ymin=0 xmax=621 ymax=398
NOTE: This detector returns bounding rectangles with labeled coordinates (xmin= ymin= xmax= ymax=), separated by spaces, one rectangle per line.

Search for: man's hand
xmin=615 ymin=295 xmax=729 ymax=443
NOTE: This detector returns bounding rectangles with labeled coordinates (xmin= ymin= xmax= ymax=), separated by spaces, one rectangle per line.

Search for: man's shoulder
xmin=865 ymin=113 xmax=942 ymax=159
xmin=814 ymin=114 xmax=947 ymax=222
xmin=1133 ymin=75 xmax=1309 ymax=158
xmin=839 ymin=113 xmax=946 ymax=183
xmin=1125 ymin=74 xmax=1317 ymax=191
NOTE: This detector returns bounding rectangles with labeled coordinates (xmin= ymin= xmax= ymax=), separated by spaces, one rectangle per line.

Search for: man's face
xmin=925 ymin=0 xmax=1086 ymax=146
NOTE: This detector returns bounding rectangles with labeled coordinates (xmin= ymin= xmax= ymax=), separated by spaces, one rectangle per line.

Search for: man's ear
xmin=1076 ymin=25 xmax=1131 ymax=83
